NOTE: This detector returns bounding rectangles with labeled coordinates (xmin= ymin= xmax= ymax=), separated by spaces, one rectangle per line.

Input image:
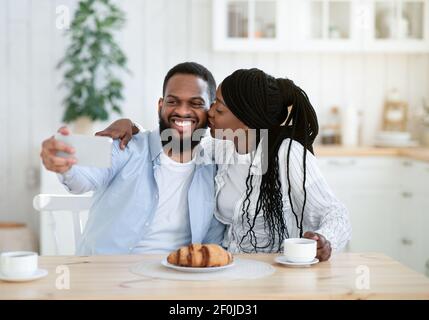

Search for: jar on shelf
xmin=321 ymin=106 xmax=341 ymax=145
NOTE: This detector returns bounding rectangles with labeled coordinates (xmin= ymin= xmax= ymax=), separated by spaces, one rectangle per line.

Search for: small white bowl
xmin=283 ymin=238 xmax=317 ymax=263
xmin=0 ymin=251 xmax=38 ymax=278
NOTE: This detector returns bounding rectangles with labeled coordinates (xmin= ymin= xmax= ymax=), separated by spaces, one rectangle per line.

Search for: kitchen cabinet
xmin=341 ymin=189 xmax=402 ymax=258
xmin=398 ymin=192 xmax=429 ymax=276
xmin=213 ymin=0 xmax=285 ymax=51
xmin=294 ymin=0 xmax=362 ymax=52
xmin=364 ymin=0 xmax=429 ymax=52
xmin=318 ymin=156 xmax=429 ymax=275
xmin=213 ymin=0 xmax=429 ymax=52
xmin=397 ymin=159 xmax=429 ymax=276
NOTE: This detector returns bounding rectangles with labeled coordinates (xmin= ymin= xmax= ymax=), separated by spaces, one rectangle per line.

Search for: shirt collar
xmin=250 ymin=138 xmax=265 ymax=175
xmin=249 ymin=140 xmax=264 ymax=175
xmin=149 ymin=128 xmax=163 ymax=162
xmin=215 ymin=138 xmax=265 ymax=176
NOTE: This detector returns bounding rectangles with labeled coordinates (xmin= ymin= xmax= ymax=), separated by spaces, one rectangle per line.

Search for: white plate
xmin=161 ymin=258 xmax=235 ymax=273
xmin=0 ymin=269 xmax=48 ymax=282
xmin=274 ymin=256 xmax=319 ymax=267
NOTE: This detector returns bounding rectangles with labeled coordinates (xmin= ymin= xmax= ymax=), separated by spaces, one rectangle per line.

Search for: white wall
xmin=1 ymin=0 xmax=429 ymax=235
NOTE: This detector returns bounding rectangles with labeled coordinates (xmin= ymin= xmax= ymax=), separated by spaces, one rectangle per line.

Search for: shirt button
xmin=145 ymin=222 xmax=149 ymax=226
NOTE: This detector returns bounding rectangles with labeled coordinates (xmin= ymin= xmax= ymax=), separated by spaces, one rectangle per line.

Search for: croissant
xmin=167 ymin=243 xmax=233 ymax=267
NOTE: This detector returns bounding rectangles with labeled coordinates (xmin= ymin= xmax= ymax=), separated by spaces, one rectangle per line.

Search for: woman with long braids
xmin=97 ymin=67 xmax=351 ymax=261
xmin=206 ymin=68 xmax=351 ymax=258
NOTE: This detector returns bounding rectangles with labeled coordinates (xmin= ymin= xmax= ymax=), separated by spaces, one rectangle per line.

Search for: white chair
xmin=33 ymin=194 xmax=92 ymax=255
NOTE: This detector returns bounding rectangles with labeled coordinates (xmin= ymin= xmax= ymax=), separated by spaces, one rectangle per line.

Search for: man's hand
xmin=40 ymin=126 xmax=76 ymax=173
xmin=95 ymin=118 xmax=138 ymax=150
xmin=303 ymin=231 xmax=332 ymax=261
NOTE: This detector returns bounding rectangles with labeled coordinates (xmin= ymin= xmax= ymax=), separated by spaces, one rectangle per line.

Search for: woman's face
xmin=208 ymin=85 xmax=248 ymax=139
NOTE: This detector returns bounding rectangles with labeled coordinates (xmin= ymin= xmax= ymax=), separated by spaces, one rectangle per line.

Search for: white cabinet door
xmin=398 ymin=159 xmax=429 ymax=275
xmin=319 ymin=156 xmax=429 ymax=276
xmin=342 ymin=189 xmax=402 ymax=259
xmin=398 ymin=193 xmax=429 ymax=275
xmin=318 ymin=156 xmax=402 ymax=258
xmin=213 ymin=0 xmax=429 ymax=52
xmin=293 ymin=0 xmax=363 ymax=52
xmin=417 ymin=195 xmax=429 ymax=277
xmin=363 ymin=0 xmax=429 ymax=52
xmin=213 ymin=0 xmax=285 ymax=52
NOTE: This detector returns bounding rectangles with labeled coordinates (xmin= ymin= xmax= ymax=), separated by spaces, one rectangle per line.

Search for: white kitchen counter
xmin=315 ymin=146 xmax=429 ymax=162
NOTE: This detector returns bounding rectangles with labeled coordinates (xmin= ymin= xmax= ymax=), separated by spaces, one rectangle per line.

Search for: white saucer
xmin=0 ymin=269 xmax=48 ymax=282
xmin=161 ymin=258 xmax=235 ymax=273
xmin=274 ymin=256 xmax=319 ymax=267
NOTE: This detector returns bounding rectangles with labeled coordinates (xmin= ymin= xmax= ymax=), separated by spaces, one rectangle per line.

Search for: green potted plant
xmin=57 ymin=0 xmax=128 ymax=134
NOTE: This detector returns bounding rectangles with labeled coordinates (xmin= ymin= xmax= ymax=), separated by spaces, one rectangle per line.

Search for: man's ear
xmin=158 ymin=98 xmax=163 ymax=114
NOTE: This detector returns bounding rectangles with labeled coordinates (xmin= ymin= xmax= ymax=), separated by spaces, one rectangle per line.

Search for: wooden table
xmin=1 ymin=253 xmax=429 ymax=299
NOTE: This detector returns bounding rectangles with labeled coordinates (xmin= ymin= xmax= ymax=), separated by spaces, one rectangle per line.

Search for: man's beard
xmin=159 ymin=117 xmax=207 ymax=153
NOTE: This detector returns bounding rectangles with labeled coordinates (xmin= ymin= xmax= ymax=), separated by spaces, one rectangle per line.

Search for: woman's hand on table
xmin=304 ymin=231 xmax=332 ymax=262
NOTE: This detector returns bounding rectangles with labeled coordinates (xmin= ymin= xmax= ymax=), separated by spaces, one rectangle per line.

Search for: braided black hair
xmin=221 ymin=68 xmax=319 ymax=253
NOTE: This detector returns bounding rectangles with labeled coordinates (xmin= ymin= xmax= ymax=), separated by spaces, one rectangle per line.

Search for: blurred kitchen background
xmin=0 ymin=0 xmax=429 ymax=275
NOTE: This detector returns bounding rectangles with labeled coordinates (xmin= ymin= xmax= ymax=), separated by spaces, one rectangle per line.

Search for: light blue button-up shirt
xmin=59 ymin=129 xmax=225 ymax=255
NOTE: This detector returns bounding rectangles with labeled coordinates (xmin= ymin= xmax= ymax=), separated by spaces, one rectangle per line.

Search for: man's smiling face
xmin=158 ymin=73 xmax=210 ymax=144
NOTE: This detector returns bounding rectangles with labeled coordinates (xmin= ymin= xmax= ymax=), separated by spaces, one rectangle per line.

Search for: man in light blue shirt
xmin=40 ymin=62 xmax=225 ymax=255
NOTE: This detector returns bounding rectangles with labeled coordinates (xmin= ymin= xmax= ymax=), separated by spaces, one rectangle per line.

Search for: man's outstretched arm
xmin=95 ymin=118 xmax=141 ymax=150
xmin=41 ymin=126 xmax=129 ymax=194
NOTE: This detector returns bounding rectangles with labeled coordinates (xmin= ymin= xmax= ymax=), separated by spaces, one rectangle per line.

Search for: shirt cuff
xmin=57 ymin=166 xmax=76 ymax=184
xmin=133 ymin=121 xmax=144 ymax=133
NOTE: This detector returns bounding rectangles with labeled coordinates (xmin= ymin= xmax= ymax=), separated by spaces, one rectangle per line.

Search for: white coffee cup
xmin=0 ymin=251 xmax=38 ymax=278
xmin=283 ymin=238 xmax=317 ymax=263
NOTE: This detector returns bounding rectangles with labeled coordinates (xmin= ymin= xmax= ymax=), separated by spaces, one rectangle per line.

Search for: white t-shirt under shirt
xmin=133 ymin=151 xmax=196 ymax=253
xmin=216 ymin=150 xmax=252 ymax=224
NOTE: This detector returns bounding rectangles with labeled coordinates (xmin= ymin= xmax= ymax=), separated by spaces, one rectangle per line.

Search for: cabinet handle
xmin=402 ymin=161 xmax=413 ymax=167
xmin=426 ymin=260 xmax=429 ymax=277
xmin=401 ymin=238 xmax=413 ymax=246
xmin=401 ymin=191 xmax=413 ymax=198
